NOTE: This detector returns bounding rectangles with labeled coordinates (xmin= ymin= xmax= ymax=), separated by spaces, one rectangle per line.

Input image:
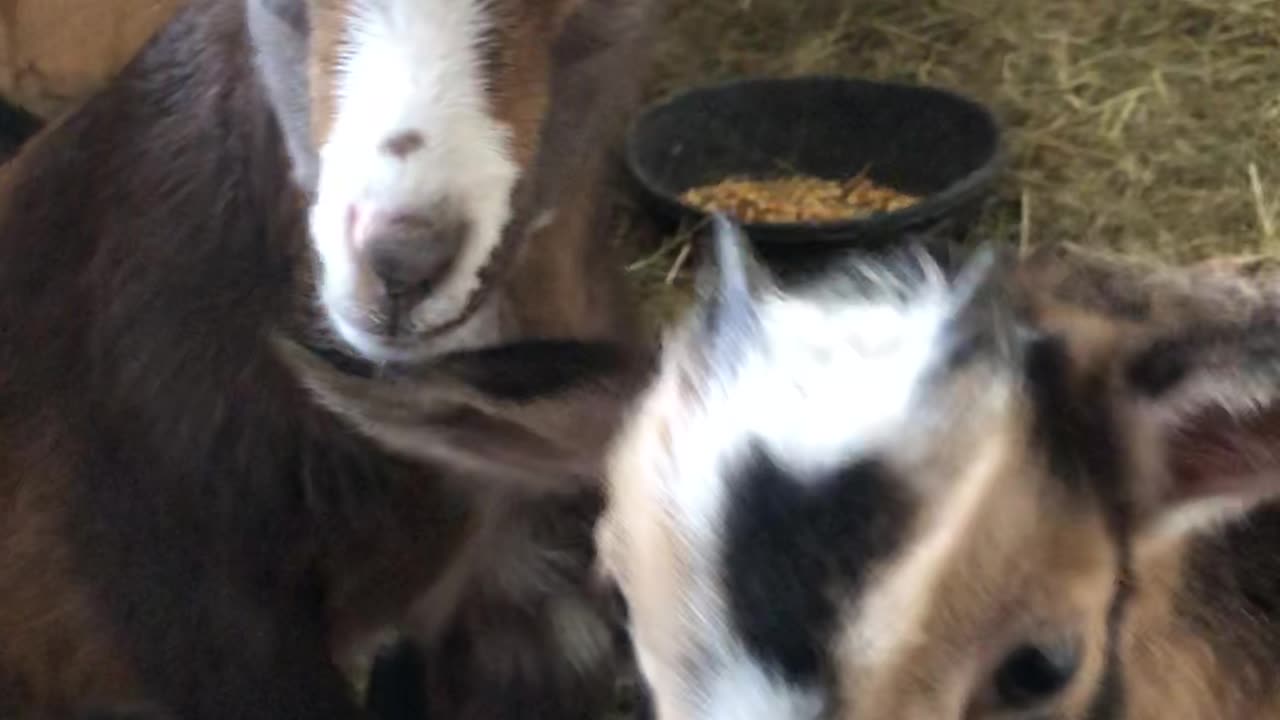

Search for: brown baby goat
xmin=0 ymin=0 xmax=658 ymax=717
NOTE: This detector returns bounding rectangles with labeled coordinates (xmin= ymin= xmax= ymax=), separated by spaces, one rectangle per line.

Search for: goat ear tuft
xmin=246 ymin=0 xmax=317 ymax=192
xmin=943 ymin=244 xmax=1024 ymax=365
xmin=688 ymin=215 xmax=775 ymax=372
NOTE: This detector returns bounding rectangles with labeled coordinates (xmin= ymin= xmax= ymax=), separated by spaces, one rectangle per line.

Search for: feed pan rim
xmin=625 ymin=74 xmax=1006 ymax=244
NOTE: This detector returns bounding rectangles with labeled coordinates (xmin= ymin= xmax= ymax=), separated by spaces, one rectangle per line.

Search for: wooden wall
xmin=0 ymin=0 xmax=181 ymax=117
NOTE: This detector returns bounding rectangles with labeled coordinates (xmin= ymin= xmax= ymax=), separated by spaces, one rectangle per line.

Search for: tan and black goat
xmin=599 ymin=218 xmax=1280 ymax=720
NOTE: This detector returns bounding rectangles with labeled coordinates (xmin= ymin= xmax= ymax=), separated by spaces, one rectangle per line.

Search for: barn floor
xmin=621 ymin=0 xmax=1280 ymax=329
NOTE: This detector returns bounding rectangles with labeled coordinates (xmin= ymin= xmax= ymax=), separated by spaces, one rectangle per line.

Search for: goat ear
xmin=688 ymin=215 xmax=775 ymax=371
xmin=942 ymin=244 xmax=1025 ymax=364
xmin=1125 ymin=315 xmax=1280 ymax=536
xmin=699 ymin=214 xmax=773 ymax=311
xmin=246 ymin=0 xmax=317 ymax=192
xmin=275 ymin=337 xmax=650 ymax=493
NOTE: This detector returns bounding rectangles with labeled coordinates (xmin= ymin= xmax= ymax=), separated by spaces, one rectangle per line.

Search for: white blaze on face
xmin=311 ymin=0 xmax=519 ymax=360
xmin=661 ymin=284 xmax=954 ymax=536
xmin=730 ymin=289 xmax=954 ymax=477
xmin=610 ymin=273 xmax=961 ymax=720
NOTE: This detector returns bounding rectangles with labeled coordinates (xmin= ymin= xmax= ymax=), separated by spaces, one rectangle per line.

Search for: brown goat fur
xmin=0 ymin=0 xmax=657 ymax=716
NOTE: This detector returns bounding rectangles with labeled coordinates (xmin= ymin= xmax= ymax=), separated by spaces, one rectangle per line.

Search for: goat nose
xmin=362 ymin=212 xmax=466 ymax=302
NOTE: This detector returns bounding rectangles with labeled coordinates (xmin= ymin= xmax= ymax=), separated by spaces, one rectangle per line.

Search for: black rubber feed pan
xmin=626 ymin=76 xmax=1003 ymax=258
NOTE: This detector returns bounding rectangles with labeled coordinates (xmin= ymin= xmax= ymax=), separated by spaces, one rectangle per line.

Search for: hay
xmin=615 ymin=196 xmax=702 ymax=332
xmin=623 ymin=0 xmax=1280 ymax=328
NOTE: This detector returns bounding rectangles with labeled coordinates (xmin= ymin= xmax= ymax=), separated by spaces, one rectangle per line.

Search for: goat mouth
xmin=328 ymin=212 xmax=526 ymax=362
xmin=410 ymin=195 xmax=529 ymax=342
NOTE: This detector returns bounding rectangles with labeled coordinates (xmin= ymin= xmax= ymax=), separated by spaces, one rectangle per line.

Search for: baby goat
xmin=599 ymin=218 xmax=1280 ymax=720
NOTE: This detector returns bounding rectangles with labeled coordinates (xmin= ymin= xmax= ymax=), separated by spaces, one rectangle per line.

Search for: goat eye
xmin=990 ymin=639 xmax=1080 ymax=710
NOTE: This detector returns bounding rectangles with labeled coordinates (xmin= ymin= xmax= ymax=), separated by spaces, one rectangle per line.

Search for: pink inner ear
xmin=1168 ymin=405 xmax=1280 ymax=504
